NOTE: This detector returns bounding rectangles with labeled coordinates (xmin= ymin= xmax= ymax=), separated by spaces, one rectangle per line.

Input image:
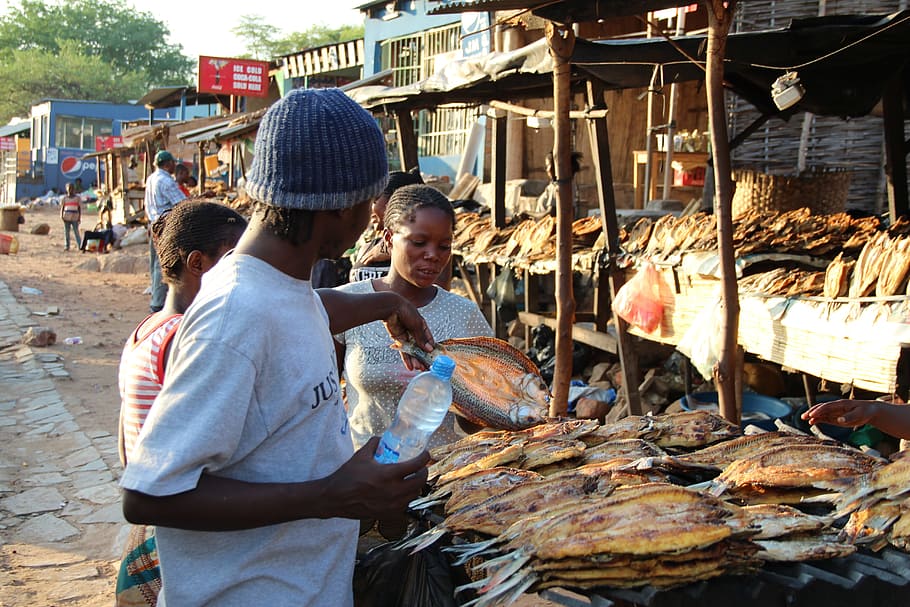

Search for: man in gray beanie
xmin=120 ymin=88 xmax=433 ymax=607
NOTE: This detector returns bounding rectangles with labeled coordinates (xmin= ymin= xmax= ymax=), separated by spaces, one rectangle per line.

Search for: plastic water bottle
xmin=375 ymin=355 xmax=456 ymax=464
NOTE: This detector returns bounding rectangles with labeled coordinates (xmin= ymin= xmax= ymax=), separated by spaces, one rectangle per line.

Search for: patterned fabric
xmin=143 ymin=168 xmax=186 ymax=223
xmin=118 ymin=314 xmax=183 ymax=458
xmin=115 ymin=524 xmax=161 ymax=607
xmin=336 ymin=280 xmax=493 ymax=450
xmin=245 ymin=89 xmax=388 ymax=211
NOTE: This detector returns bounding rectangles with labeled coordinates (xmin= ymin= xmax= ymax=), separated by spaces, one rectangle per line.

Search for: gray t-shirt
xmin=335 ymin=279 xmax=493 ymax=450
xmin=121 ymin=254 xmax=357 ymax=607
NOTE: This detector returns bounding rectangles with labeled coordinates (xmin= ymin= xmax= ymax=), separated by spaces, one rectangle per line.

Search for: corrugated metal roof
xmin=137 ymin=86 xmax=228 ymax=110
xmin=0 ymin=122 xmax=30 ymax=137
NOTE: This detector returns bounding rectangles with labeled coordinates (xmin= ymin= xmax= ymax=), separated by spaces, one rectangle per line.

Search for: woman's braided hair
xmin=383 ymin=184 xmax=455 ymax=232
xmin=152 ymin=200 xmax=246 ymax=284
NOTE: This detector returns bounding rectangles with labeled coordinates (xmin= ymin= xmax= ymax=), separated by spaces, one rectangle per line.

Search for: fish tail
xmin=398 ymin=526 xmax=447 ymax=553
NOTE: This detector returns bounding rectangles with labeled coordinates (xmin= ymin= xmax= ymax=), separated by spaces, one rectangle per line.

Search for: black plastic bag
xmin=353 ymin=529 xmax=460 ymax=607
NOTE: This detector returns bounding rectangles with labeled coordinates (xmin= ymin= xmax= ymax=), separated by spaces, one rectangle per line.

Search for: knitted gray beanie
xmin=246 ymin=88 xmax=389 ymax=210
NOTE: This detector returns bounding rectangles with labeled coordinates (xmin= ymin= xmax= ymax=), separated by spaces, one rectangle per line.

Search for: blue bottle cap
xmin=430 ymin=355 xmax=456 ymax=380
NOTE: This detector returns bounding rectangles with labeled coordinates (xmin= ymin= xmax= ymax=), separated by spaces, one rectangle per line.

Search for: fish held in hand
xmin=395 ymin=336 xmax=550 ymax=430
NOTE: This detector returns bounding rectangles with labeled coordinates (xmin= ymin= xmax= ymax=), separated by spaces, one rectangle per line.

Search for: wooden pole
xmin=702 ymin=0 xmax=740 ymax=424
xmin=395 ymin=110 xmax=419 ymax=172
xmin=586 ymin=79 xmax=643 ymax=416
xmin=491 ymin=110 xmax=508 ymax=229
xmin=883 ymin=72 xmax=909 ymax=221
xmin=547 ymin=21 xmax=576 ymax=418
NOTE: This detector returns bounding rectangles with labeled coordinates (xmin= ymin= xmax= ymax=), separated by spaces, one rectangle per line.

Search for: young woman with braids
xmin=336 ymin=184 xmax=492 ymax=452
xmin=115 ymin=200 xmax=246 ymax=606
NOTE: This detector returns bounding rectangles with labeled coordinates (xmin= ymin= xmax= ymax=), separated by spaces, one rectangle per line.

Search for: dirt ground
xmin=1 ymin=203 xmax=558 ymax=607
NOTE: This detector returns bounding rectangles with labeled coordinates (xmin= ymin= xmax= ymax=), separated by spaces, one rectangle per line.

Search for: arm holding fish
xmin=318 ymin=288 xmax=434 ymax=369
xmin=123 ymin=439 xmax=429 ymax=529
xmin=802 ymin=399 xmax=910 ymax=439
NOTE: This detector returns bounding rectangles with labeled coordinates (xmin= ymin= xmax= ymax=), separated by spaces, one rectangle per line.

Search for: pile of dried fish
xmin=450 ymin=483 xmax=763 ymax=605
xmin=452 ymin=212 xmax=605 ymax=261
xmin=836 ymin=450 xmax=910 ymax=551
xmin=403 ymin=413 xmax=909 ymax=605
xmin=738 ymin=267 xmax=827 ymax=297
xmin=622 ymin=208 xmax=882 ymax=261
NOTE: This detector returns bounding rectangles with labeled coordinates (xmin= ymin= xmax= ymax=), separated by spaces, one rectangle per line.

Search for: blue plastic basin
xmin=680 ymin=391 xmax=793 ymax=428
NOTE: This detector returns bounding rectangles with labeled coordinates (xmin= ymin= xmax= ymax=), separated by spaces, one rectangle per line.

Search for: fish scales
xmin=443 ymin=467 xmax=543 ymax=513
xmin=446 ymin=472 xmax=615 ymax=536
xmin=397 ymin=336 xmax=550 ymax=431
xmin=675 ymin=432 xmax=834 ymax=469
xmin=522 ymin=484 xmax=738 ymax=559
xmin=649 ymin=410 xmax=742 ymax=448
xmin=717 ymin=443 xmax=881 ymax=490
xmin=533 ymin=508 xmax=733 ymax=560
xmin=431 ymin=440 xmax=526 ymax=484
xmin=734 ymin=504 xmax=830 ymax=539
xmin=519 ymin=438 xmax=587 ymax=469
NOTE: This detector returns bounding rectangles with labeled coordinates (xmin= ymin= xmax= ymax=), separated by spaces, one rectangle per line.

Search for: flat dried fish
xmin=397 ymin=336 xmax=550 ymax=431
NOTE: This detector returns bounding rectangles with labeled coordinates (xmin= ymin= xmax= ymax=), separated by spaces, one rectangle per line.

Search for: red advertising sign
xmin=0 ymin=137 xmax=14 ymax=151
xmin=95 ymin=136 xmax=123 ymax=151
xmin=198 ymin=56 xmax=269 ymax=97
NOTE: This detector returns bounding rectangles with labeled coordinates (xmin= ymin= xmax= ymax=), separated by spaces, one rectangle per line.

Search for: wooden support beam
xmin=477 ymin=263 xmax=494 ymax=328
xmin=455 ymin=257 xmax=482 ymax=307
xmin=197 ymin=142 xmax=206 ymax=193
xmin=518 ymin=311 xmax=617 ymax=354
xmin=489 ymin=99 xmax=608 ymax=120
xmin=491 ymin=113 xmax=508 ymax=229
xmin=489 ymin=262 xmax=506 ymax=339
xmin=585 ymin=79 xmax=643 ymax=416
xmin=395 ymin=110 xmax=419 ymax=172
xmin=548 ymin=21 xmax=576 ymax=418
xmin=524 ymin=269 xmax=539 ymax=346
xmin=883 ymin=72 xmax=909 ymax=221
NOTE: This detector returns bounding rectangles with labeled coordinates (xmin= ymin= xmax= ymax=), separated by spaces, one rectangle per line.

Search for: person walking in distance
xmin=144 ymin=150 xmax=186 ymax=312
xmin=60 ymin=182 xmax=82 ymax=251
xmin=120 ymin=88 xmax=434 ymax=607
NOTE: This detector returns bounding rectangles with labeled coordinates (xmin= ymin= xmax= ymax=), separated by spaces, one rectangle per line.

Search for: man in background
xmin=144 ymin=150 xmax=186 ymax=312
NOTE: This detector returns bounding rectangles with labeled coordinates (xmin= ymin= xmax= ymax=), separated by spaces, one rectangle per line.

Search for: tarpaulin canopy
xmin=348 ymin=11 xmax=910 ymax=119
xmin=574 ymin=10 xmax=910 ymax=118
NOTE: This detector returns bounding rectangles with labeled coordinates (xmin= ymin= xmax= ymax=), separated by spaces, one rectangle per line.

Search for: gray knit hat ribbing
xmin=246 ymin=88 xmax=389 ymax=210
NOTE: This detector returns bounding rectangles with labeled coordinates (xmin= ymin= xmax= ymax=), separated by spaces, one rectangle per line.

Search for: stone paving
xmin=0 ymin=280 xmax=125 ymax=604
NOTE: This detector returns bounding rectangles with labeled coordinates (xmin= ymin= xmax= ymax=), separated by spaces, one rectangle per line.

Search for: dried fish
xmin=396 ymin=336 xmax=550 ymax=431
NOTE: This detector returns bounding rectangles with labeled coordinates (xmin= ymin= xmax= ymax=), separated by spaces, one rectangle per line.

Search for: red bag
xmin=611 ymin=260 xmax=663 ymax=333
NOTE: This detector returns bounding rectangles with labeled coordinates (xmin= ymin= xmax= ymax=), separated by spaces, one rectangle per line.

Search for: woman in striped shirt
xmin=115 ymin=200 xmax=246 ymax=606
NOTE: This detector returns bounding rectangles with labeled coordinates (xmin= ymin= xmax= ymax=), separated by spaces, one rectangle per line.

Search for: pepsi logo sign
xmin=60 ymin=156 xmax=96 ymax=178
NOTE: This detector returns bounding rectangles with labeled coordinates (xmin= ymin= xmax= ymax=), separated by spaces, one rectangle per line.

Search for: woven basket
xmin=731 ymin=167 xmax=850 ymax=217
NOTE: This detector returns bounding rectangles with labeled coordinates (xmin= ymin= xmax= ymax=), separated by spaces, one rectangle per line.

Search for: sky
xmin=126 ymin=0 xmax=364 ymax=62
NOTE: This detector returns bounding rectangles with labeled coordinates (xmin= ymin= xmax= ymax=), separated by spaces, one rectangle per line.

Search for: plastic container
xmin=0 ymin=233 xmax=18 ymax=255
xmin=681 ymin=391 xmax=793 ymax=430
xmin=375 ymin=355 xmax=456 ymax=464
xmin=64 ymin=337 xmax=83 ymax=345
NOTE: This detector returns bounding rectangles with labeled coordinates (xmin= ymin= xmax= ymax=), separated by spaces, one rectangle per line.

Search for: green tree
xmin=0 ymin=41 xmax=148 ymax=123
xmin=230 ymin=14 xmax=279 ymax=60
xmin=231 ymin=14 xmax=364 ymax=58
xmin=0 ymin=0 xmax=192 ymax=88
xmin=275 ymin=23 xmax=364 ymax=55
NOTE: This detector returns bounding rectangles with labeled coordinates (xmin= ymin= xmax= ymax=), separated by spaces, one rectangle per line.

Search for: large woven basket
xmin=731 ymin=167 xmax=850 ymax=217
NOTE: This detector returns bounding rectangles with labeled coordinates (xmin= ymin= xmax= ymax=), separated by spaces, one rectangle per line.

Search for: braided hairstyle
xmin=251 ymin=201 xmax=315 ymax=245
xmin=383 ymin=184 xmax=455 ymax=233
xmin=152 ymin=200 xmax=246 ymax=284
